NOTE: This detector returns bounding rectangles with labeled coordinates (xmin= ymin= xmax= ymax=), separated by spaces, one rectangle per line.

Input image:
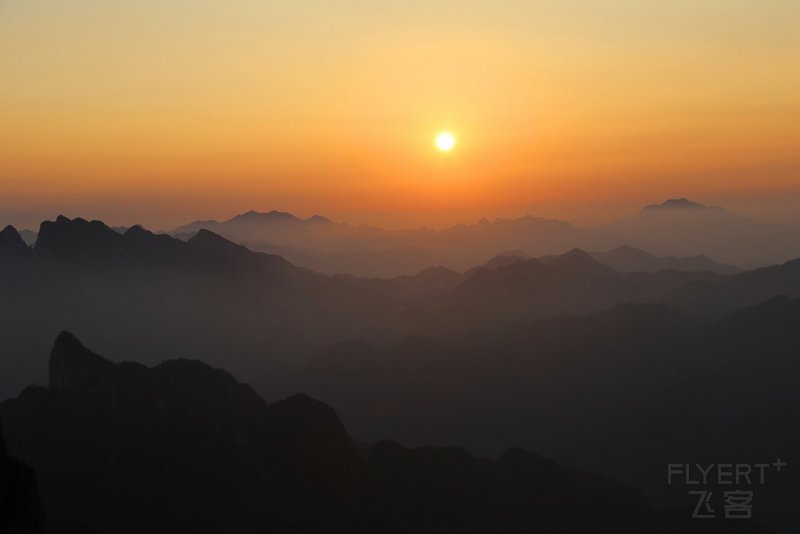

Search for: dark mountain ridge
xmin=0 ymin=419 xmax=44 ymax=534
xmin=430 ymin=248 xmax=726 ymax=329
xmin=0 ymin=216 xmax=412 ymax=398
xmin=590 ymin=245 xmax=741 ymax=274
xmin=0 ymin=225 xmax=32 ymax=263
xmin=259 ymin=298 xmax=800 ymax=531
xmin=641 ymin=197 xmax=727 ymax=212
xmin=3 ymin=214 xmax=800 ymax=400
xmin=3 ymin=332 xmax=375 ymax=533
xmin=1 ymin=333 xmax=673 ymax=533
xmin=173 ymin=209 xmax=331 ymax=235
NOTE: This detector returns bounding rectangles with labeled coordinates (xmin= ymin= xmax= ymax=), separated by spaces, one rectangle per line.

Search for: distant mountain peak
xmin=591 ymin=245 xmax=741 ymax=274
xmin=230 ymin=210 xmax=300 ymax=223
xmin=52 ymin=330 xmax=85 ymax=354
xmin=642 ymin=198 xmax=723 ymax=212
xmin=188 ymin=229 xmax=255 ymax=257
xmin=554 ymin=248 xmax=594 ymax=262
xmin=549 ymin=248 xmax=618 ymax=275
xmin=187 ymin=228 xmax=247 ymax=253
xmin=171 ymin=210 xmax=334 ymax=237
xmin=36 ymin=215 xmax=122 ymax=258
xmin=48 ymin=331 xmax=261 ymax=404
xmin=471 ymin=215 xmax=574 ymax=231
xmin=187 ymin=228 xmax=290 ymax=270
xmin=190 ymin=227 xmax=227 ymax=241
xmin=1 ymin=224 xmax=19 ymax=236
xmin=123 ymin=224 xmax=147 ymax=237
xmin=0 ymin=225 xmax=28 ymax=251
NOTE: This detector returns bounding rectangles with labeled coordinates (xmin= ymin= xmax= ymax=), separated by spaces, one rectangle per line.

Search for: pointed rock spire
xmin=49 ymin=331 xmax=117 ymax=393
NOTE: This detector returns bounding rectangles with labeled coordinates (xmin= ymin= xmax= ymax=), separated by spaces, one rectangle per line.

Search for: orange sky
xmin=1 ymin=1 xmax=799 ymax=230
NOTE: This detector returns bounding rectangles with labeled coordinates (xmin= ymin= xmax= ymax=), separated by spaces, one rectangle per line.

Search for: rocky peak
xmin=230 ymin=210 xmax=300 ymax=223
xmin=49 ymin=331 xmax=118 ymax=394
xmin=552 ymin=248 xmax=597 ymax=266
xmin=188 ymin=228 xmax=237 ymax=248
xmin=483 ymin=254 xmax=528 ymax=270
xmin=187 ymin=228 xmax=259 ymax=264
xmin=122 ymin=224 xmax=147 ymax=238
xmin=306 ymin=214 xmax=332 ymax=224
xmin=549 ymin=248 xmax=618 ymax=276
xmin=0 ymin=225 xmax=31 ymax=259
xmin=35 ymin=216 xmax=123 ymax=259
xmin=641 ymin=198 xmax=730 ymax=214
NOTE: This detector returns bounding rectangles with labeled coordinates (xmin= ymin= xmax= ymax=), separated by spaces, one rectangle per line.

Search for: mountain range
xmin=13 ymin=199 xmax=798 ymax=276
xmin=579 ymin=245 xmax=740 ymax=274
xmin=0 ymin=216 xmax=414 ymax=398
xmin=2 ymin=213 xmax=800 ymax=401
xmin=1 ymin=333 xmax=683 ymax=533
xmin=2 ymin=210 xmax=799 ymax=531
xmin=160 ymin=199 xmax=799 ymax=275
xmin=259 ymin=297 xmax=800 ymax=532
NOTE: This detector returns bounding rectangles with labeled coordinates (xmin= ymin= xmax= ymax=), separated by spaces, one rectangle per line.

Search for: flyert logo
xmin=667 ymin=459 xmax=788 ymax=520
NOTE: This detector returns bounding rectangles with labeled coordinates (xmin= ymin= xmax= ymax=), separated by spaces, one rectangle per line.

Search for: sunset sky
xmin=1 ymin=1 xmax=799 ymax=229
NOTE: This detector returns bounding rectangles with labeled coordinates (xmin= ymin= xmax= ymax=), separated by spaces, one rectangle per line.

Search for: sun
xmin=435 ymin=131 xmax=456 ymax=152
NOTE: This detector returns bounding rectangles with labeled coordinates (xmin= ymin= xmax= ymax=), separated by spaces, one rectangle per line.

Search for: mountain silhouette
xmin=0 ymin=225 xmax=32 ymax=263
xmin=0 ymin=215 xmax=415 ymax=397
xmin=161 ymin=200 xmax=800 ymax=275
xmin=607 ymin=198 xmax=800 ymax=267
xmin=172 ymin=209 xmax=329 ymax=239
xmin=170 ymin=211 xmax=578 ymax=277
xmin=2 ymin=332 xmax=381 ymax=533
xmin=0 ymin=419 xmax=44 ymax=534
xmin=3 ymin=215 xmax=800 ymax=400
xmin=368 ymin=440 xmax=655 ymax=533
xmin=435 ymin=248 xmax=693 ymax=328
xmin=664 ymin=256 xmax=800 ymax=316
xmin=0 ymin=333 xmax=699 ymax=533
xmin=641 ymin=197 xmax=726 ymax=212
xmin=34 ymin=216 xmax=125 ymax=262
xmin=433 ymin=244 xmax=800 ymax=330
xmin=589 ymin=245 xmax=741 ymax=274
xmin=262 ymin=298 xmax=800 ymax=532
xmin=1 ymin=212 xmax=797 ymax=531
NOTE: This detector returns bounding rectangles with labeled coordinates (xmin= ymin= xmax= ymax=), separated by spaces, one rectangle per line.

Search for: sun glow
xmin=435 ymin=132 xmax=456 ymax=152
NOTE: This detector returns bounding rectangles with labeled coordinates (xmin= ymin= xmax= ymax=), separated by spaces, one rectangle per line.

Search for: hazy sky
xmin=1 ymin=1 xmax=799 ymax=229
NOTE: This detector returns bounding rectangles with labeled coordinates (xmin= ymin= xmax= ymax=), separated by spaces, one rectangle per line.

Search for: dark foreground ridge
xmin=1 ymin=418 xmax=45 ymax=534
xmin=0 ymin=332 xmax=720 ymax=534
